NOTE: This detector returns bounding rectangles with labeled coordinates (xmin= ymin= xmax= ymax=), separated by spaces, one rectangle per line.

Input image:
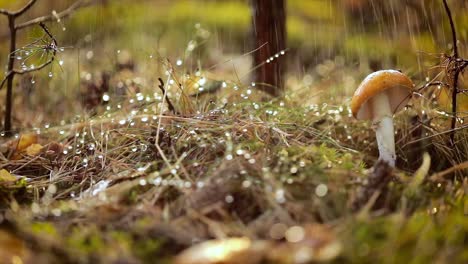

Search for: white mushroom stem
xmin=371 ymin=92 xmax=396 ymax=167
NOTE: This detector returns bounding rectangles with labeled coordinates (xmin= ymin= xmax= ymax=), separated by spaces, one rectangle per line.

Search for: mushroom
xmin=351 ymin=70 xmax=414 ymax=167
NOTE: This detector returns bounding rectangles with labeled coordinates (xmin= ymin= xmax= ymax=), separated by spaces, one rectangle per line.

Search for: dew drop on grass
xmin=315 ymin=184 xmax=328 ymax=197
xmin=48 ymin=72 xmax=53 ymax=78
xmin=196 ymin=181 xmax=205 ymax=189
xmin=102 ymin=93 xmax=110 ymax=102
xmin=184 ymin=181 xmax=192 ymax=188
xmin=225 ymin=194 xmax=234 ymax=203
xmin=242 ymin=180 xmax=251 ymax=188
xmin=290 ymin=166 xmax=298 ymax=174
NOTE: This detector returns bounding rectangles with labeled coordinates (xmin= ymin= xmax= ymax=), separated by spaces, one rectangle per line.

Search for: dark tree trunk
xmin=251 ymin=0 xmax=286 ymax=97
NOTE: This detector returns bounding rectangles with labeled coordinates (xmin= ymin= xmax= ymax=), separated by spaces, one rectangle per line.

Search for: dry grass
xmin=0 ymin=60 xmax=466 ymax=263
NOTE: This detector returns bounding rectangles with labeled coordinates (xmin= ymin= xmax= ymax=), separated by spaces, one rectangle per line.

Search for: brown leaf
xmin=25 ymin=144 xmax=43 ymax=156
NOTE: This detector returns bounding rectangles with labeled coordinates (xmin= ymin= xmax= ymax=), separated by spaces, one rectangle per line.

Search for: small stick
xmin=158 ymin=78 xmax=177 ymax=114
xmin=442 ymin=0 xmax=460 ymax=145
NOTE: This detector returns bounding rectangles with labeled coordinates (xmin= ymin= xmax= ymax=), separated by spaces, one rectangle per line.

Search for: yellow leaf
xmin=0 ymin=169 xmax=16 ymax=182
xmin=25 ymin=144 xmax=43 ymax=156
xmin=15 ymin=134 xmax=38 ymax=152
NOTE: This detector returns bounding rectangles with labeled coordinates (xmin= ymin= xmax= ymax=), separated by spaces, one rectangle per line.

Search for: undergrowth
xmin=0 ymin=62 xmax=466 ymax=263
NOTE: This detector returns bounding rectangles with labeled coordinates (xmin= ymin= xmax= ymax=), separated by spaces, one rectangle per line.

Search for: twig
xmin=442 ymin=0 xmax=460 ymax=145
xmin=158 ymin=78 xmax=177 ymax=114
xmin=0 ymin=0 xmax=37 ymax=17
xmin=0 ymin=0 xmax=91 ymax=135
xmin=16 ymin=0 xmax=92 ymax=30
xmin=402 ymin=124 xmax=468 ymax=147
xmin=429 ymin=161 xmax=468 ymax=181
xmin=0 ymin=23 xmax=58 ymax=89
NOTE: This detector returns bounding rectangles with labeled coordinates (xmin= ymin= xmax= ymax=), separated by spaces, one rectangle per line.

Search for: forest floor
xmin=0 ymin=63 xmax=467 ymax=263
xmin=0 ymin=1 xmax=467 ymax=263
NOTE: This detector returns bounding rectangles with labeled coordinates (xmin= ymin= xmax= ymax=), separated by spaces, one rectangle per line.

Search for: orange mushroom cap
xmin=351 ymin=70 xmax=414 ymax=120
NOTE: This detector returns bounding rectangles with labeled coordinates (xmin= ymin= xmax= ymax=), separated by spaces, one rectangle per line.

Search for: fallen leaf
xmin=6 ymin=134 xmax=39 ymax=160
xmin=25 ymin=144 xmax=43 ymax=156
xmin=15 ymin=134 xmax=38 ymax=152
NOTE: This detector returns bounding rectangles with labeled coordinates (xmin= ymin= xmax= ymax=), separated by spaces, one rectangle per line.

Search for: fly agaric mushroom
xmin=351 ymin=70 xmax=414 ymax=167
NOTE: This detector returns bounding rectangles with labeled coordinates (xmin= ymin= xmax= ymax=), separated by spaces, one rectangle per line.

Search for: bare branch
xmin=16 ymin=23 xmax=58 ymax=74
xmin=0 ymin=0 xmax=37 ymax=17
xmin=158 ymin=78 xmax=177 ymax=114
xmin=0 ymin=23 xmax=58 ymax=90
xmin=442 ymin=0 xmax=458 ymax=58
xmin=16 ymin=0 xmax=93 ymax=30
xmin=0 ymin=9 xmax=12 ymax=16
xmin=12 ymin=0 xmax=37 ymax=17
xmin=442 ymin=0 xmax=461 ymax=145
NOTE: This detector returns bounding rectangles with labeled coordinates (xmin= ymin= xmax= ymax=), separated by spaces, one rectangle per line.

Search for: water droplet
xmin=290 ymin=166 xmax=298 ymax=174
xmin=225 ymin=195 xmax=234 ymax=203
xmin=315 ymin=184 xmax=328 ymax=197
xmin=102 ymin=93 xmax=110 ymax=102
xmin=48 ymin=72 xmax=53 ymax=78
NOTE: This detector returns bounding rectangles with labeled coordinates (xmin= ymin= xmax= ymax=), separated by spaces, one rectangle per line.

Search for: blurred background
xmin=0 ymin=0 xmax=466 ymax=127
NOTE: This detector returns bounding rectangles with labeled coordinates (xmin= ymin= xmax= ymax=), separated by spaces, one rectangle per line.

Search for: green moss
xmin=67 ymin=226 xmax=105 ymax=255
xmin=133 ymin=238 xmax=165 ymax=263
xmin=30 ymin=222 xmax=58 ymax=237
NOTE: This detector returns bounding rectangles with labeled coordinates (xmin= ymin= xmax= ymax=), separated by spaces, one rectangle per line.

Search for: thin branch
xmin=402 ymin=124 xmax=468 ymax=147
xmin=0 ymin=9 xmax=12 ymax=16
xmin=158 ymin=78 xmax=177 ymax=114
xmin=442 ymin=0 xmax=458 ymax=58
xmin=0 ymin=23 xmax=58 ymax=90
xmin=16 ymin=0 xmax=92 ymax=30
xmin=442 ymin=0 xmax=460 ymax=145
xmin=429 ymin=161 xmax=468 ymax=181
xmin=12 ymin=0 xmax=37 ymax=17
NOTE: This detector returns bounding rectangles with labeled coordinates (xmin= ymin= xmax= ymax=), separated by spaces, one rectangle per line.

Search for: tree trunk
xmin=251 ymin=0 xmax=286 ymax=97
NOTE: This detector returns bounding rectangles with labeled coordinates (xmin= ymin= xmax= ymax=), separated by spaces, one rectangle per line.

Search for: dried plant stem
xmin=442 ymin=0 xmax=460 ymax=145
